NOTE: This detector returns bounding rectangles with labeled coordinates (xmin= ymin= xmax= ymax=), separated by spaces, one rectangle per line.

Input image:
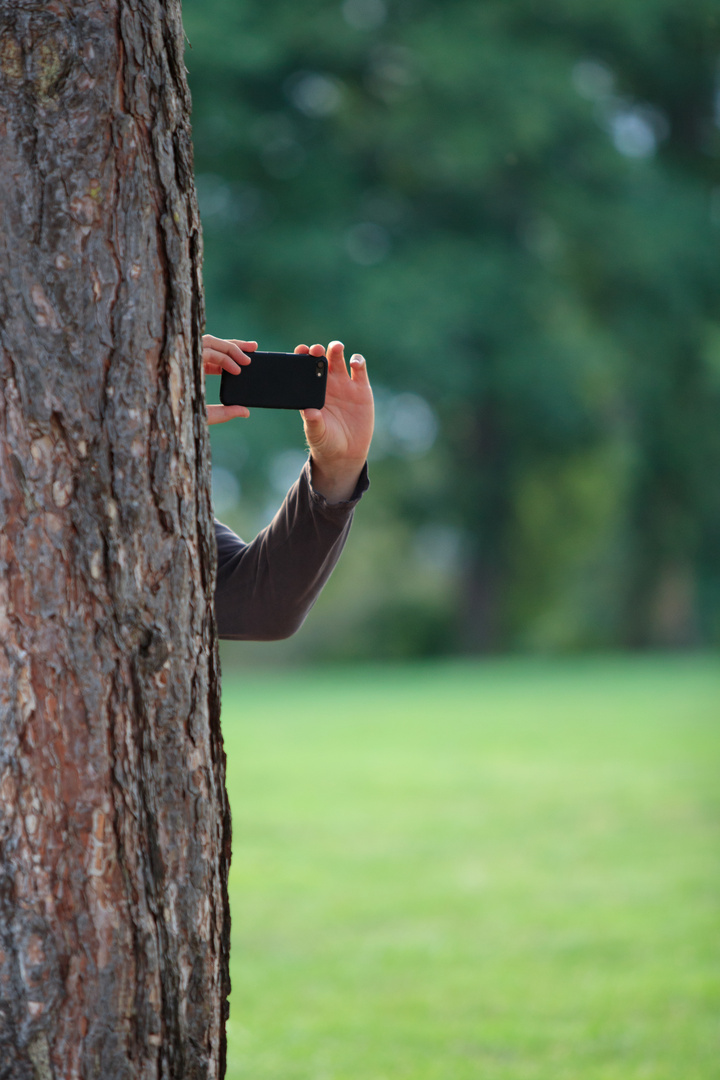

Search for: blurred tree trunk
xmin=458 ymin=401 xmax=510 ymax=653
xmin=0 ymin=3 xmax=231 ymax=1078
xmin=621 ymin=353 xmax=706 ymax=650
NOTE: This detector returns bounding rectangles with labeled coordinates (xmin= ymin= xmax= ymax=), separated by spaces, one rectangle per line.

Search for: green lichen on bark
xmin=0 ymin=33 xmax=23 ymax=81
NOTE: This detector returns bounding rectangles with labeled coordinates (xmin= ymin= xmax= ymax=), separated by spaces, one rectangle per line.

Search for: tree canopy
xmin=184 ymin=0 xmax=720 ymax=656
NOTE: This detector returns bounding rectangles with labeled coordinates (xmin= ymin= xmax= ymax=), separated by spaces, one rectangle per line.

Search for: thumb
xmin=301 ymin=408 xmax=326 ymax=445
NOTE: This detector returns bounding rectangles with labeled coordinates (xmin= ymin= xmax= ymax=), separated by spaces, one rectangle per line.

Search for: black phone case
xmin=219 ymin=351 xmax=328 ymax=410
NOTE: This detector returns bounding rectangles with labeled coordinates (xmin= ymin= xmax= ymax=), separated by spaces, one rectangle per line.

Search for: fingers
xmin=203 ymin=334 xmax=256 ymax=357
xmin=206 ymin=404 xmax=250 ymax=426
xmin=295 ymin=343 xmax=325 ymax=356
xmin=204 ymin=351 xmax=243 ymax=375
xmin=326 ymin=340 xmax=349 ymax=377
xmin=296 ymin=341 xmax=368 ymax=384
xmin=349 ymin=353 xmax=370 ymax=385
xmin=203 ymin=335 xmax=256 ymax=375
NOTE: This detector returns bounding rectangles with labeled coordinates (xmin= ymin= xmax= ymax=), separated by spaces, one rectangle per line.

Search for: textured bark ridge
xmin=0 ymin=2 xmax=230 ymax=1077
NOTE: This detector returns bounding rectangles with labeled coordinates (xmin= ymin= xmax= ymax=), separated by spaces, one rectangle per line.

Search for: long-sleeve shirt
xmin=214 ymin=459 xmax=369 ymax=640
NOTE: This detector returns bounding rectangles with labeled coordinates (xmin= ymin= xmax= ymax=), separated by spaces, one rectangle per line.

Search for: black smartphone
xmin=219 ymin=351 xmax=328 ymax=410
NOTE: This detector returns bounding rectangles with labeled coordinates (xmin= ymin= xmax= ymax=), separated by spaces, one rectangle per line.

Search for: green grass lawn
xmin=220 ymin=655 xmax=720 ymax=1080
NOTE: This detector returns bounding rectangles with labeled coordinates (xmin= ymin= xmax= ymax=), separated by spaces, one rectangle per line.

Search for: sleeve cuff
xmin=305 ymin=459 xmax=370 ymax=517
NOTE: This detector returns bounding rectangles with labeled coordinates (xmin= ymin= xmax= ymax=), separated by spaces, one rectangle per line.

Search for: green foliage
xmin=185 ymin=0 xmax=720 ymax=654
xmin=221 ymin=656 xmax=720 ymax=1079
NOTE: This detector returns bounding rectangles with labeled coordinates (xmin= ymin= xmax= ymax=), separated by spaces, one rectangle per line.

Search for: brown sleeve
xmin=214 ymin=459 xmax=369 ymax=641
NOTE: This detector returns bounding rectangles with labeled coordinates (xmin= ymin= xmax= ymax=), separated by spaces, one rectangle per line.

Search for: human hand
xmin=295 ymin=341 xmax=374 ymax=503
xmin=203 ymin=335 xmax=257 ymax=426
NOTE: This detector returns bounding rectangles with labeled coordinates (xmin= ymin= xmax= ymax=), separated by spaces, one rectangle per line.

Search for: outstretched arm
xmin=205 ymin=334 xmax=374 ymax=639
xmin=214 ymin=460 xmax=368 ymax=640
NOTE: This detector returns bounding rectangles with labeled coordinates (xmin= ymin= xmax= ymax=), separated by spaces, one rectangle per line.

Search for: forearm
xmin=214 ymin=459 xmax=368 ymax=641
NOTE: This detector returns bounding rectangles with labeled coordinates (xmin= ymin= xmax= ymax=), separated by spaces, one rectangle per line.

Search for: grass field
xmin=219 ymin=655 xmax=720 ymax=1080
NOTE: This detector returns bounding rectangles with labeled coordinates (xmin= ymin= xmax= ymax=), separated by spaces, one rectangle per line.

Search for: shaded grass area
xmin=220 ymin=656 xmax=720 ymax=1079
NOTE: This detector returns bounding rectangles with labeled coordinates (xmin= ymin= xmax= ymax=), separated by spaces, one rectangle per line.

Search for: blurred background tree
xmin=182 ymin=0 xmax=720 ymax=660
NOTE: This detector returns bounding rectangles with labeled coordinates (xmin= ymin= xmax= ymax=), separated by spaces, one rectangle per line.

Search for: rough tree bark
xmin=0 ymin=3 xmax=231 ymax=1078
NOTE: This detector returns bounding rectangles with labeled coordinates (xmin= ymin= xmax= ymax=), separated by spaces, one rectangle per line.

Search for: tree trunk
xmin=0 ymin=3 xmax=230 ymax=1078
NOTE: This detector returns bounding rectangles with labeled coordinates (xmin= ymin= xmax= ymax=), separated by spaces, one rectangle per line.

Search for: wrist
xmin=309 ymin=456 xmax=365 ymax=504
